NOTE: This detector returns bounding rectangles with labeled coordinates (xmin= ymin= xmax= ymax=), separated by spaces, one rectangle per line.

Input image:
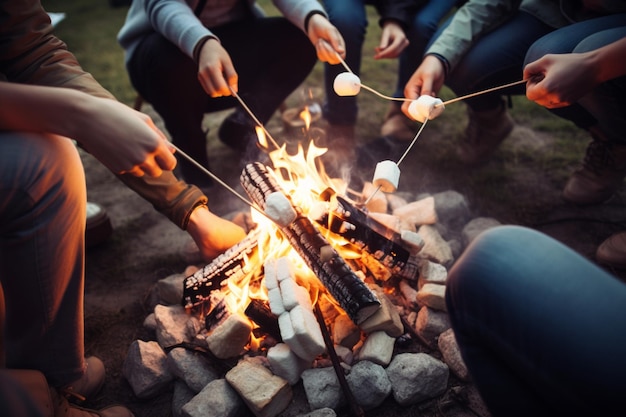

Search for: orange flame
xmin=299 ymin=106 xmax=312 ymax=130
xmin=256 ymin=126 xmax=268 ymax=150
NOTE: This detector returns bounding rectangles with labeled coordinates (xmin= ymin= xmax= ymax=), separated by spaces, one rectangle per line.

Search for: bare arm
xmin=524 ymin=37 xmax=626 ymax=108
xmin=0 ymin=82 xmax=176 ymax=177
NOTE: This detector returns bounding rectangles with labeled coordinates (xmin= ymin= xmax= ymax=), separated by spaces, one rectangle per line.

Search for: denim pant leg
xmin=441 ymin=12 xmax=552 ymax=111
xmin=321 ymin=0 xmax=368 ymax=126
xmin=446 ymin=225 xmax=626 ymax=416
xmin=524 ymin=15 xmax=626 ymax=141
xmin=0 ymin=133 xmax=86 ymax=387
xmin=394 ymin=0 xmax=459 ymax=98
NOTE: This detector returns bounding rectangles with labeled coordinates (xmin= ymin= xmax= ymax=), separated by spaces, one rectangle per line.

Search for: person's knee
xmin=448 ymin=225 xmax=533 ymax=290
xmin=0 ymin=133 xmax=85 ymax=210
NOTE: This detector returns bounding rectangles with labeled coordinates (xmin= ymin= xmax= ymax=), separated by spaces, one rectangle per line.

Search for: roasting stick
xmin=362 ymin=79 xmax=529 ymax=204
xmin=228 ymin=86 xmax=281 ymax=150
xmin=169 ymin=143 xmax=274 ymax=220
xmin=362 ymin=118 xmax=430 ymax=205
xmin=436 ymin=78 xmax=528 ymax=107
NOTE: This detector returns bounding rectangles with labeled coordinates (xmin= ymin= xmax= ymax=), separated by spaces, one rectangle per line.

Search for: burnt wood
xmin=241 ymin=162 xmax=381 ymax=325
xmin=182 ymin=229 xmax=261 ymax=309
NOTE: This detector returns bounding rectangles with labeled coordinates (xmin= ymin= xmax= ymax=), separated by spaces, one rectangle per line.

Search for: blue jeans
xmin=446 ymin=225 xmax=626 ymax=416
xmin=321 ymin=0 xmax=458 ymax=126
xmin=438 ymin=11 xmax=553 ymax=112
xmin=524 ymin=16 xmax=626 ymax=143
xmin=440 ymin=11 xmax=626 ymax=134
xmin=0 ymin=132 xmax=86 ymax=387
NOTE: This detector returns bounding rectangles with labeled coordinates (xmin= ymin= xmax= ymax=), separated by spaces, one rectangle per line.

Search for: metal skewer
xmin=228 ymin=86 xmax=281 ymax=150
xmin=362 ymin=79 xmax=526 ymax=204
xmin=169 ymin=142 xmax=271 ymax=220
xmin=437 ymin=79 xmax=527 ymax=107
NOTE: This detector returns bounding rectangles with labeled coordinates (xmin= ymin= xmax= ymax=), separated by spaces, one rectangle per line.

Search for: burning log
xmin=240 ymin=162 xmax=380 ymax=325
xmin=182 ymin=228 xmax=262 ymax=310
xmin=322 ymin=195 xmax=411 ymax=274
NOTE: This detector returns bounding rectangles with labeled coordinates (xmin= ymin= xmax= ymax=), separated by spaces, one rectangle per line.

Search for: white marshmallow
xmin=372 ymin=160 xmax=400 ymax=193
xmin=407 ymin=95 xmax=445 ymax=123
xmin=333 ymin=72 xmax=361 ymax=96
xmin=264 ymin=191 xmax=297 ymax=227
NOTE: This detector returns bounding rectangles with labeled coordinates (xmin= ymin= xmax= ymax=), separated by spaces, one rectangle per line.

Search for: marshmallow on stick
xmin=408 ymin=95 xmax=445 ymax=123
xmin=373 ymin=160 xmax=400 ymax=193
xmin=264 ymin=191 xmax=297 ymax=227
xmin=333 ymin=72 xmax=361 ymax=96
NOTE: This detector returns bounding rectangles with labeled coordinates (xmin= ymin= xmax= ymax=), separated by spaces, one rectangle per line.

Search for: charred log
xmin=322 ymin=196 xmax=411 ymax=274
xmin=245 ymin=299 xmax=282 ymax=342
xmin=241 ymin=162 xmax=380 ymax=325
xmin=182 ymin=228 xmax=261 ymax=309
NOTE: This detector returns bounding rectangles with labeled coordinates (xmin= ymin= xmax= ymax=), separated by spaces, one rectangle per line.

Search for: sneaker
xmin=562 ymin=133 xmax=626 ymax=205
xmin=457 ymin=100 xmax=514 ymax=165
xmin=61 ymin=357 xmax=106 ymax=403
xmin=596 ymin=231 xmax=626 ymax=269
xmin=85 ymin=203 xmax=112 ymax=248
xmin=380 ymin=102 xmax=418 ymax=141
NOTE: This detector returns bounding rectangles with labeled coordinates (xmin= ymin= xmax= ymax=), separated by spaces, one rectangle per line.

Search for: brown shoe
xmin=4 ymin=369 xmax=134 ymax=417
xmin=457 ymin=100 xmax=514 ymax=164
xmin=380 ymin=102 xmax=418 ymax=141
xmin=596 ymin=231 xmax=626 ymax=269
xmin=562 ymin=132 xmax=626 ymax=205
xmin=61 ymin=357 xmax=105 ymax=402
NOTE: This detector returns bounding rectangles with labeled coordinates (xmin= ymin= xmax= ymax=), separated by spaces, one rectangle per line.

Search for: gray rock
xmin=346 ymin=361 xmax=392 ymax=410
xmin=386 ymin=353 xmax=449 ymax=406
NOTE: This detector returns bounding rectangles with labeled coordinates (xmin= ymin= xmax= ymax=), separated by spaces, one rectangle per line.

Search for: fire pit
xmin=121 ymin=124 xmax=495 ymax=417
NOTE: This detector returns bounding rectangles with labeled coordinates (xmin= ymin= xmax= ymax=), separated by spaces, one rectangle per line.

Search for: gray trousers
xmin=0 ymin=132 xmax=86 ymax=387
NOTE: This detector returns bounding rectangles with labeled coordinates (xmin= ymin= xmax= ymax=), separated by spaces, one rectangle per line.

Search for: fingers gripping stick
xmin=408 ymin=95 xmax=445 ymax=123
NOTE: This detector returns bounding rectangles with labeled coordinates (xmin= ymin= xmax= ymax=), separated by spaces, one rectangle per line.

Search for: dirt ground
xmin=81 ymin=101 xmax=626 ymax=417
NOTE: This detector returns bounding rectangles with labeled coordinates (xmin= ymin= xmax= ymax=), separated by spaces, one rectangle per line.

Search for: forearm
xmin=0 ymin=82 xmax=95 ymax=139
xmin=592 ymin=37 xmax=626 ymax=84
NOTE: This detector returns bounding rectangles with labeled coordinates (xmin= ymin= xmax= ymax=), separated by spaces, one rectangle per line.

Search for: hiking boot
xmin=562 ymin=133 xmax=626 ymax=205
xmin=61 ymin=357 xmax=105 ymax=403
xmin=457 ymin=101 xmax=514 ymax=165
xmin=4 ymin=369 xmax=134 ymax=417
xmin=380 ymin=102 xmax=418 ymax=141
xmin=596 ymin=231 xmax=626 ymax=269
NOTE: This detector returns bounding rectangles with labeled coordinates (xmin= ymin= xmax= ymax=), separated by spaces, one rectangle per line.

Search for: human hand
xmin=524 ymin=52 xmax=600 ymax=109
xmin=197 ymin=38 xmax=239 ymax=97
xmin=402 ymin=55 xmax=446 ymax=119
xmin=76 ymin=97 xmax=176 ymax=177
xmin=186 ymin=205 xmax=247 ymax=261
xmin=374 ymin=21 xmax=409 ymax=59
xmin=306 ymin=14 xmax=346 ymax=65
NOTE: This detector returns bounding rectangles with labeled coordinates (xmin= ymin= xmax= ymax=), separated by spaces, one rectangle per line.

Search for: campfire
xmin=121 ymin=107 xmax=493 ymax=417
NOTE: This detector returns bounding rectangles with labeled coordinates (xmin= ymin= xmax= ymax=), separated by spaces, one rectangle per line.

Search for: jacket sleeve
xmin=143 ymin=0 xmax=217 ymax=60
xmin=272 ymin=0 xmax=327 ymax=33
xmin=425 ymin=0 xmax=521 ymax=73
xmin=0 ymin=0 xmax=114 ymax=98
xmin=0 ymin=0 xmax=208 ymax=230
xmin=116 ymin=171 xmax=208 ymax=230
